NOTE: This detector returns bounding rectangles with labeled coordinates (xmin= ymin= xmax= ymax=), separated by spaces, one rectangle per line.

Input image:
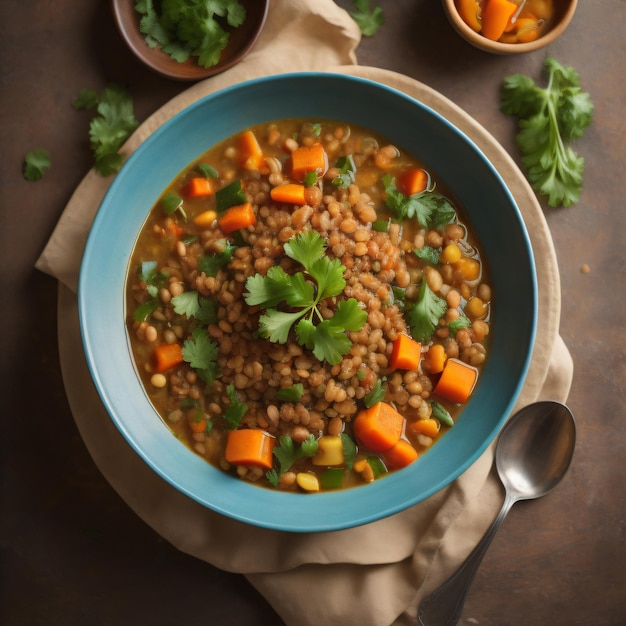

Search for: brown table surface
xmin=2 ymin=1 xmax=624 ymax=624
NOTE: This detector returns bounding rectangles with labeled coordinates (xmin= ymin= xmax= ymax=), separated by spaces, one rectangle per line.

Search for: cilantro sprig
xmin=349 ymin=0 xmax=384 ymax=37
xmin=73 ymin=84 xmax=139 ymax=176
xmin=182 ymin=327 xmax=220 ymax=384
xmin=244 ymin=231 xmax=367 ymax=365
xmin=135 ymin=0 xmax=247 ymax=69
xmin=405 ymin=280 xmax=447 ymax=344
xmin=23 ymin=149 xmax=51 ymax=181
xmin=382 ymin=174 xmax=455 ymax=230
xmin=501 ymin=57 xmax=594 ymax=207
xmin=265 ymin=434 xmax=319 ymax=485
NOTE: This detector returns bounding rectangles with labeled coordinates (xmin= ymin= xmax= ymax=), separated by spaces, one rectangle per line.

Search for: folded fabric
xmin=36 ymin=2 xmax=573 ymax=624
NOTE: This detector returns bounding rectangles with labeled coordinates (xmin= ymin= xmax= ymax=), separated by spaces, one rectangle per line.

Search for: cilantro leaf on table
xmin=23 ymin=149 xmax=51 ymax=181
xmin=244 ymin=231 xmax=367 ymax=365
xmin=382 ymin=174 xmax=456 ymax=229
xmin=501 ymin=57 xmax=594 ymax=207
xmin=136 ymin=0 xmax=247 ymax=70
xmin=349 ymin=0 xmax=384 ymax=37
xmin=73 ymin=84 xmax=139 ymax=176
xmin=405 ymin=280 xmax=447 ymax=344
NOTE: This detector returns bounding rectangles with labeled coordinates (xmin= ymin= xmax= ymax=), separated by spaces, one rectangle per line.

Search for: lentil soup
xmin=126 ymin=118 xmax=492 ymax=493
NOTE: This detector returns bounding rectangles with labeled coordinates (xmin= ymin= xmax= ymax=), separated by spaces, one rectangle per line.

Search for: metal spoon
xmin=418 ymin=400 xmax=576 ymax=626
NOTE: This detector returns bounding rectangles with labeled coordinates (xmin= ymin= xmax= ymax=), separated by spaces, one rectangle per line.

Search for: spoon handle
xmin=418 ymin=491 xmax=516 ymax=626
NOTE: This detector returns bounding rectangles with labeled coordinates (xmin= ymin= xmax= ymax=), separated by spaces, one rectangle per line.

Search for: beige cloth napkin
xmin=36 ymin=2 xmax=574 ymax=624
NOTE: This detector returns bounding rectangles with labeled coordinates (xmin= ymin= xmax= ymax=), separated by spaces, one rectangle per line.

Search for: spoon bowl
xmin=418 ymin=400 xmax=576 ymax=625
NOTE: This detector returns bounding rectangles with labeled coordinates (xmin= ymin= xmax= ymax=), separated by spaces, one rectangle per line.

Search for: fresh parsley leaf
xmin=171 ymin=291 xmax=200 ymax=317
xmin=133 ymin=299 xmax=158 ymax=322
xmin=276 ymin=384 xmax=304 ymax=402
xmin=349 ymin=0 xmax=384 ymax=37
xmin=223 ymin=384 xmax=248 ymax=430
xmin=195 ymin=297 xmax=218 ymax=325
xmin=405 ymin=280 xmax=447 ymax=344
xmin=271 ymin=434 xmax=319 ymax=476
xmin=23 ymin=149 xmax=51 ymax=181
xmin=382 ymin=174 xmax=455 ymax=229
xmin=198 ymin=240 xmax=236 ymax=277
xmin=331 ymin=154 xmax=356 ymax=188
xmin=138 ymin=261 xmax=169 ymax=297
xmin=448 ymin=316 xmax=471 ymax=336
xmin=74 ymin=84 xmax=139 ymax=177
xmin=363 ymin=378 xmax=386 ymax=407
xmin=245 ymin=231 xmax=366 ymax=364
xmin=501 ymin=57 xmax=593 ymax=207
xmin=136 ymin=0 xmax=247 ymax=69
xmin=414 ymin=246 xmax=440 ymax=265
xmin=182 ymin=328 xmax=220 ymax=383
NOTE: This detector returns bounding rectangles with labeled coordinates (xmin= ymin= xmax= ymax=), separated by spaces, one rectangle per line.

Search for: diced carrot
xmin=270 ymin=183 xmax=307 ymax=205
xmin=290 ymin=143 xmax=328 ymax=181
xmin=152 ymin=343 xmax=184 ymax=373
xmin=388 ymin=334 xmax=422 ymax=371
xmin=184 ymin=177 xmax=214 ymax=198
xmin=188 ymin=417 xmax=207 ymax=433
xmin=166 ymin=221 xmax=185 ymax=238
xmin=238 ymin=129 xmax=265 ymax=171
xmin=423 ymin=343 xmax=446 ymax=374
xmin=353 ymin=401 xmax=404 ymax=452
xmin=397 ymin=168 xmax=428 ymax=196
xmin=481 ymin=0 xmax=518 ymax=41
xmin=433 ymin=358 xmax=478 ymax=404
xmin=455 ymin=0 xmax=481 ymax=32
xmin=408 ymin=418 xmax=440 ymax=439
xmin=224 ymin=429 xmax=275 ymax=470
xmin=193 ymin=209 xmax=217 ymax=228
xmin=382 ymin=439 xmax=418 ymax=469
xmin=218 ymin=202 xmax=256 ymax=235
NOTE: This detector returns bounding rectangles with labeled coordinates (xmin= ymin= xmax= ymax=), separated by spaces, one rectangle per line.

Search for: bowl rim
xmin=78 ymin=72 xmax=538 ymax=532
xmin=110 ymin=0 xmax=270 ymax=80
xmin=442 ymin=0 xmax=578 ymax=54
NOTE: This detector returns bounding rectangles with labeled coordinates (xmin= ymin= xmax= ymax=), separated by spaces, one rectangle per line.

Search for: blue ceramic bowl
xmin=78 ymin=73 xmax=537 ymax=532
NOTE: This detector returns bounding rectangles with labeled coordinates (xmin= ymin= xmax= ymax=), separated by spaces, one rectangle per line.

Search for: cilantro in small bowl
xmin=111 ymin=0 xmax=269 ymax=81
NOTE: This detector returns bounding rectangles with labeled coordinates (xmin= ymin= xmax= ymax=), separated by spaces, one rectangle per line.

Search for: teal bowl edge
xmin=78 ymin=72 xmax=538 ymax=533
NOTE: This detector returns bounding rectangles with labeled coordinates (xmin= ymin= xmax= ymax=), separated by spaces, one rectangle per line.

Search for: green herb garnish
xmin=198 ymin=163 xmax=219 ymax=178
xmin=500 ymin=57 xmax=594 ymax=207
xmin=135 ymin=0 xmax=247 ymax=69
xmin=349 ymin=0 xmax=384 ymax=37
xmin=269 ymin=434 xmax=319 ymax=478
xmin=171 ymin=290 xmax=217 ymax=324
xmin=340 ymin=433 xmax=357 ymax=470
xmin=223 ymin=384 xmax=248 ymax=429
xmin=276 ymin=384 xmax=305 ymax=402
xmin=382 ymin=174 xmax=455 ymax=229
xmin=363 ymin=378 xmax=386 ymax=407
xmin=414 ymin=246 xmax=440 ymax=265
xmin=73 ymin=84 xmax=138 ymax=176
xmin=23 ymin=149 xmax=51 ymax=181
xmin=244 ymin=231 xmax=367 ymax=365
xmin=161 ymin=191 xmax=187 ymax=220
xmin=405 ymin=280 xmax=447 ymax=344
xmin=448 ymin=316 xmax=471 ymax=336
xmin=198 ymin=240 xmax=236 ymax=277
xmin=181 ymin=328 xmax=220 ymax=384
xmin=332 ymin=154 xmax=356 ymax=188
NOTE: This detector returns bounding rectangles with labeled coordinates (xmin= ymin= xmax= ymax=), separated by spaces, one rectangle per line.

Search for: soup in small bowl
xmin=79 ymin=73 xmax=537 ymax=531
